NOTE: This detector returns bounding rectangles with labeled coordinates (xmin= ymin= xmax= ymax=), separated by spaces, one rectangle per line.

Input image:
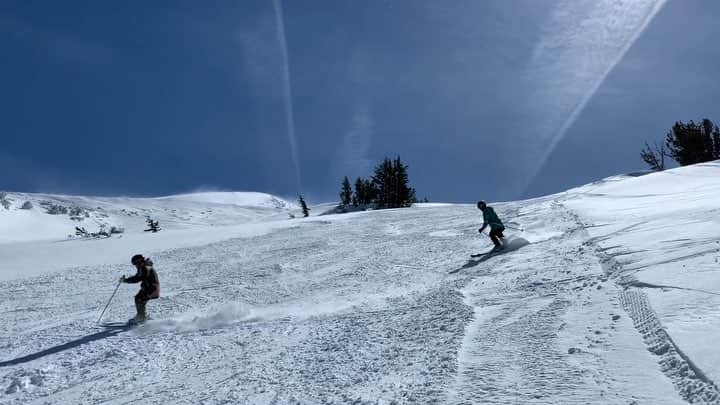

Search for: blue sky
xmin=2 ymin=0 xmax=719 ymax=202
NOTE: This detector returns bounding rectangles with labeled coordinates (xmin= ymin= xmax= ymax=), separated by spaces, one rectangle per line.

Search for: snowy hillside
xmin=1 ymin=163 xmax=719 ymax=404
xmin=0 ymin=192 xmax=296 ymax=281
xmin=0 ymin=191 xmax=295 ymax=244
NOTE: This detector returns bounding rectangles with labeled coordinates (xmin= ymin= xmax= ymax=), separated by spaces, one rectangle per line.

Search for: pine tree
xmin=340 ymin=176 xmax=352 ymax=206
xmin=665 ymin=119 xmax=719 ymax=165
xmin=702 ymin=119 xmax=716 ymax=160
xmin=353 ymin=178 xmax=363 ymax=207
xmin=640 ymin=141 xmax=666 ymax=171
xmin=392 ymin=156 xmax=416 ymax=207
xmin=371 ymin=156 xmax=416 ymax=208
xmin=298 ymin=194 xmax=310 ymax=217
xmin=364 ymin=178 xmax=378 ymax=205
xmin=352 ymin=177 xmax=361 ymax=207
xmin=145 ymin=217 xmax=161 ymax=232
xmin=372 ymin=158 xmax=394 ymax=208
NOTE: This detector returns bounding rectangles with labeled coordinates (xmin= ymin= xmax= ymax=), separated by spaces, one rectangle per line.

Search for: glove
xmin=120 ymin=275 xmax=126 ymax=283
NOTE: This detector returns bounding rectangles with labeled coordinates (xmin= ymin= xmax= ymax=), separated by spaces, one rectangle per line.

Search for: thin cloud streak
xmin=519 ymin=0 xmax=668 ymax=195
xmin=272 ymin=0 xmax=302 ymax=192
xmin=0 ymin=15 xmax=112 ymax=64
xmin=333 ymin=103 xmax=374 ymax=181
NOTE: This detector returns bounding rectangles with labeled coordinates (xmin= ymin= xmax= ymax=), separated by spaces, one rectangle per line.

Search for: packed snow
xmin=1 ymin=163 xmax=719 ymax=404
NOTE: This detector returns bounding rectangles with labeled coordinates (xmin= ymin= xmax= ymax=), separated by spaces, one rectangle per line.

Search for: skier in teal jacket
xmin=477 ymin=200 xmax=505 ymax=250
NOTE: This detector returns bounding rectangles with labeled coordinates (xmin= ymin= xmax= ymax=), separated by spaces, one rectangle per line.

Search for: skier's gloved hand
xmin=120 ymin=275 xmax=126 ymax=283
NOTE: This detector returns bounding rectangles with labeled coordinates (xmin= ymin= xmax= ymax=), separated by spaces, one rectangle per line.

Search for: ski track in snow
xmin=1 ymin=173 xmax=719 ymax=403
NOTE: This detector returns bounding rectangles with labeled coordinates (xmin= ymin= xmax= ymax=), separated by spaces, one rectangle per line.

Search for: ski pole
xmin=97 ymin=279 xmax=122 ymax=324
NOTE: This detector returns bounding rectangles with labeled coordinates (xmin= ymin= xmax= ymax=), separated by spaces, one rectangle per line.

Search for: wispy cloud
xmin=272 ymin=0 xmax=302 ymax=192
xmin=0 ymin=151 xmax=79 ymax=194
xmin=233 ymin=2 xmax=302 ymax=192
xmin=333 ymin=103 xmax=374 ymax=180
xmin=517 ymin=0 xmax=668 ymax=194
xmin=0 ymin=14 xmax=111 ymax=64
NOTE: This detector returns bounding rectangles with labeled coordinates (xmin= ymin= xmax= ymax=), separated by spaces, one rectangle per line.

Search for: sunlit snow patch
xmin=137 ymin=302 xmax=257 ymax=334
xmin=136 ymin=298 xmax=361 ymax=334
xmin=503 ymin=237 xmax=530 ymax=252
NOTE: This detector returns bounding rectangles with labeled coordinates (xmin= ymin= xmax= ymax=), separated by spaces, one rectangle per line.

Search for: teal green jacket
xmin=483 ymin=207 xmax=504 ymax=230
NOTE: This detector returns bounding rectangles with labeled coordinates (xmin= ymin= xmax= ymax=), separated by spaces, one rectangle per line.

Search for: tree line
xmin=641 ymin=118 xmax=720 ymax=170
xmin=338 ymin=156 xmax=417 ymax=210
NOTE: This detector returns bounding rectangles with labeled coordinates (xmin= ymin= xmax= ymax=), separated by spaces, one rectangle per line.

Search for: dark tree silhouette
xmin=353 ymin=177 xmax=377 ymax=206
xmin=342 ymin=156 xmax=416 ymax=212
xmin=340 ymin=176 xmax=352 ymax=206
xmin=145 ymin=217 xmax=161 ymax=233
xmin=665 ymin=119 xmax=720 ymax=165
xmin=352 ymin=177 xmax=362 ymax=207
xmin=364 ymin=178 xmax=378 ymax=205
xmin=371 ymin=156 xmax=416 ymax=208
xmin=640 ymin=141 xmax=666 ymax=171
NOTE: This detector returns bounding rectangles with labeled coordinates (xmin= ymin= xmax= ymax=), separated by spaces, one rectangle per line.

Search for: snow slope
xmin=0 ymin=192 xmax=297 ymax=281
xmin=0 ymin=191 xmax=295 ymax=244
xmin=564 ymin=161 xmax=720 ymax=399
xmin=1 ymin=163 xmax=719 ymax=404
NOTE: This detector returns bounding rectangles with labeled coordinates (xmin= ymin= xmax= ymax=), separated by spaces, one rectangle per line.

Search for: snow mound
xmin=157 ymin=192 xmax=293 ymax=209
xmin=503 ymin=236 xmax=530 ymax=252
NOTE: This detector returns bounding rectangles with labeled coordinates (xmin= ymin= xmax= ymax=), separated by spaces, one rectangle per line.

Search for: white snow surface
xmin=1 ymin=164 xmax=719 ymax=404
xmin=0 ymin=191 xmax=297 ymax=280
xmin=0 ymin=191 xmax=295 ymax=244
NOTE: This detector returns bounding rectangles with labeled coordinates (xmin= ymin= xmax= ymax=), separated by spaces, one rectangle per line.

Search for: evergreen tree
xmin=144 ymin=217 xmax=161 ymax=233
xmin=371 ymin=156 xmax=416 ymax=208
xmin=392 ymin=156 xmax=416 ymax=207
xmin=372 ymin=158 xmax=394 ymax=208
xmin=665 ymin=119 xmax=720 ymax=165
xmin=298 ymin=194 xmax=310 ymax=217
xmin=353 ymin=177 xmax=377 ymax=206
xmin=340 ymin=176 xmax=352 ymax=206
xmin=640 ymin=141 xmax=666 ymax=171
xmin=352 ymin=177 xmax=361 ymax=207
xmin=364 ymin=178 xmax=378 ymax=205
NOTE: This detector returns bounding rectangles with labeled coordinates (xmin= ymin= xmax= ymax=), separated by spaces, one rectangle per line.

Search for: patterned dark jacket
xmin=125 ymin=259 xmax=160 ymax=299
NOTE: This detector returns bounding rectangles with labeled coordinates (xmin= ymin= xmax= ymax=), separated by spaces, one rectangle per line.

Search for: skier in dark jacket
xmin=121 ymin=254 xmax=160 ymax=323
xmin=477 ymin=200 xmax=505 ymax=250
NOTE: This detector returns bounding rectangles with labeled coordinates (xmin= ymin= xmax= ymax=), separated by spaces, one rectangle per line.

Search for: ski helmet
xmin=131 ymin=254 xmax=145 ymax=265
xmin=476 ymin=200 xmax=486 ymax=209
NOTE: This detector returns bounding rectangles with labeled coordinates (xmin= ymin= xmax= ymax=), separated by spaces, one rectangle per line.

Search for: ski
xmin=100 ymin=321 xmax=136 ymax=329
xmin=471 ymin=248 xmax=503 ymax=258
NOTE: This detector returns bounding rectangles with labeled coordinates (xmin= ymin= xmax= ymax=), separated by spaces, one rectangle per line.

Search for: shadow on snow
xmin=449 ymin=237 xmax=530 ymax=274
xmin=0 ymin=324 xmax=132 ymax=367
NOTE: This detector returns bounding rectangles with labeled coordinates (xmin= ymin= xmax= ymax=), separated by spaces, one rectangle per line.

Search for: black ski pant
xmin=134 ymin=288 xmax=158 ymax=318
xmin=489 ymin=227 xmax=505 ymax=247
